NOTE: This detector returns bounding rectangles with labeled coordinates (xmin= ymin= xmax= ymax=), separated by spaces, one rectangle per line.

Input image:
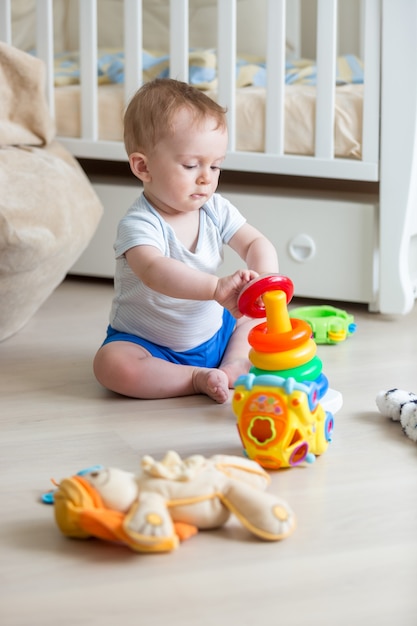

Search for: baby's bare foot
xmin=220 ymin=358 xmax=251 ymax=388
xmin=192 ymin=368 xmax=230 ymax=404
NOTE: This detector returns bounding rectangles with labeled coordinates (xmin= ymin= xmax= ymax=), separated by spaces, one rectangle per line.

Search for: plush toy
xmin=376 ymin=388 xmax=417 ymax=442
xmin=52 ymin=451 xmax=296 ymax=553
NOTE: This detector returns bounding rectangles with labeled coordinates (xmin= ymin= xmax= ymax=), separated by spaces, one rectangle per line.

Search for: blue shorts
xmin=102 ymin=309 xmax=236 ymax=368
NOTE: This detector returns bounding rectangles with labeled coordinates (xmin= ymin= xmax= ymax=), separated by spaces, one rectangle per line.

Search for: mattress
xmin=54 ymin=82 xmax=363 ymax=159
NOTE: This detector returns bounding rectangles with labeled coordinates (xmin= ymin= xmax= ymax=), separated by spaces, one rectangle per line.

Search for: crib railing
xmin=0 ymin=0 xmax=381 ymax=181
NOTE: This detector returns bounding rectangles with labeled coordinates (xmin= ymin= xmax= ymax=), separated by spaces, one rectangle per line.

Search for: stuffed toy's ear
xmin=54 ymin=476 xmax=104 ymax=539
xmin=54 ymin=476 xmax=133 ymax=544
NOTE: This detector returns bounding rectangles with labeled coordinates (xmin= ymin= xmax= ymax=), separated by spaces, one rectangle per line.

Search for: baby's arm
xmin=126 ymin=244 xmax=217 ymax=300
xmin=228 ymin=223 xmax=279 ymax=274
xmin=125 ymin=245 xmax=255 ymax=317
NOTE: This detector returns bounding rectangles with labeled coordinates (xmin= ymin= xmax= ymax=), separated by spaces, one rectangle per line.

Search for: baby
xmin=93 ymin=78 xmax=279 ymax=403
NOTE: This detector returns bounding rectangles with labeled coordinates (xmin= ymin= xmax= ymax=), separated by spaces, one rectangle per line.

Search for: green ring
xmin=250 ymin=355 xmax=323 ymax=381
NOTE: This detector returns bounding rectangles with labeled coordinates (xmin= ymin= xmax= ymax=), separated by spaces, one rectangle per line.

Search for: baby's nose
xmin=197 ymin=168 xmax=211 ymax=184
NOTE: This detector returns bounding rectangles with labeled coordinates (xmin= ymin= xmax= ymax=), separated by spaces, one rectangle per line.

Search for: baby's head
xmin=123 ymin=78 xmax=227 ymax=156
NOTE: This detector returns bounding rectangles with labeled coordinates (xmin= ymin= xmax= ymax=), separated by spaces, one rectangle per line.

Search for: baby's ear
xmin=129 ymin=152 xmax=151 ymax=182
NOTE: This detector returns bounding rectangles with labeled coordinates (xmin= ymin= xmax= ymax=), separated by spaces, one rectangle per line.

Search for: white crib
xmin=1 ymin=0 xmax=417 ymax=314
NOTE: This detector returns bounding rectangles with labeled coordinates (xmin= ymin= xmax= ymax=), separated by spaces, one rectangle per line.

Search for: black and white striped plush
xmin=376 ymin=388 xmax=417 ymax=442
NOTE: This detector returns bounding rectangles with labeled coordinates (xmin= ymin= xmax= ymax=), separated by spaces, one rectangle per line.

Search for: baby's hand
xmin=214 ymin=270 xmax=258 ymax=318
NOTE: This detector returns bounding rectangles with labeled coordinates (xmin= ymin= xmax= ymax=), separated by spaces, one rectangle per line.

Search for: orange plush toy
xmin=52 ymin=451 xmax=296 ymax=553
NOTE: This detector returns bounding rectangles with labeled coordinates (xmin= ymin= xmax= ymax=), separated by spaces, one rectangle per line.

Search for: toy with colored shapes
xmin=233 ymin=274 xmax=338 ymax=469
xmin=289 ymin=305 xmax=356 ymax=344
xmin=233 ymin=373 xmax=334 ymax=469
xmin=49 ymin=452 xmax=296 ymax=553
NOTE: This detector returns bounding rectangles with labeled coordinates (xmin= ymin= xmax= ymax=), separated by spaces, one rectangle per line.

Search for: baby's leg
xmin=93 ymin=341 xmax=230 ymax=403
xmin=219 ymin=316 xmax=256 ymax=387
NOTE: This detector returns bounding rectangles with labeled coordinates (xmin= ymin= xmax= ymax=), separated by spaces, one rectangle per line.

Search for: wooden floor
xmin=2 ymin=276 xmax=417 ymax=626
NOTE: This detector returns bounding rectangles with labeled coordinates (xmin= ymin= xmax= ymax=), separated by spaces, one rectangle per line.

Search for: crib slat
xmin=79 ymin=0 xmax=98 ymax=140
xmin=315 ymin=0 xmax=338 ymax=159
xmin=0 ymin=0 xmax=11 ymax=43
xmin=217 ymin=0 xmax=237 ymax=151
xmin=265 ymin=0 xmax=286 ymax=155
xmin=361 ymin=0 xmax=380 ymax=165
xmin=170 ymin=0 xmax=189 ymax=81
xmin=35 ymin=0 xmax=54 ymax=117
xmin=286 ymin=0 xmax=301 ymax=60
xmin=124 ymin=0 xmax=143 ymax=102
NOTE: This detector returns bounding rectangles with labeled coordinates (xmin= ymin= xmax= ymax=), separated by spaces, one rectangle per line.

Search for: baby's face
xmin=143 ymin=107 xmax=228 ymax=216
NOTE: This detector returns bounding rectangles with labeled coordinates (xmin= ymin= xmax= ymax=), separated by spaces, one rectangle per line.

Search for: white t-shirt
xmin=109 ymin=192 xmax=246 ymax=351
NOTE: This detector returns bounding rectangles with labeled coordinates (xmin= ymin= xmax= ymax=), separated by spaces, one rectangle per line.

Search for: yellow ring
xmin=328 ymin=329 xmax=347 ymax=342
xmin=249 ymin=339 xmax=317 ymax=370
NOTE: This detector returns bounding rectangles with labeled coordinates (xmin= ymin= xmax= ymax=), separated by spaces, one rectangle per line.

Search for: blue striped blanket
xmin=53 ymin=48 xmax=364 ymax=88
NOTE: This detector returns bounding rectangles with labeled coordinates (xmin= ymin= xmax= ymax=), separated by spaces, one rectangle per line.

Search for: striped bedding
xmin=52 ymin=48 xmax=364 ymax=89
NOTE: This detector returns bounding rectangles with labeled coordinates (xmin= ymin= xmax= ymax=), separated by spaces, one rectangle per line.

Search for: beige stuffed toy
xmin=53 ymin=451 xmax=296 ymax=552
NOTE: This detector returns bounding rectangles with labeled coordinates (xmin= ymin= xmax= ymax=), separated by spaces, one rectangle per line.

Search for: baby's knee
xmin=93 ymin=345 xmax=132 ymax=392
xmin=94 ymin=342 xmax=155 ymax=398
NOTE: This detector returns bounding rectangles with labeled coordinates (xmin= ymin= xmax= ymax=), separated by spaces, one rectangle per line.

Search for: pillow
xmin=0 ymin=143 xmax=103 ymax=341
xmin=0 ymin=43 xmax=54 ymax=145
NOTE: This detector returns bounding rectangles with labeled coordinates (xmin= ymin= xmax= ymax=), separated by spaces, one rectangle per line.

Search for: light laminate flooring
xmin=1 ymin=277 xmax=417 ymax=626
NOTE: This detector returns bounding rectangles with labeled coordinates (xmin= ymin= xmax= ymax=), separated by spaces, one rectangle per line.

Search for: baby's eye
xmin=183 ymin=164 xmax=196 ymax=170
xmin=211 ymin=166 xmax=221 ymax=171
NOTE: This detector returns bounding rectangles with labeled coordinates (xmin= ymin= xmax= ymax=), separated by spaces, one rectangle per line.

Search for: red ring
xmin=248 ymin=318 xmax=312 ymax=353
xmin=238 ymin=274 xmax=294 ymax=318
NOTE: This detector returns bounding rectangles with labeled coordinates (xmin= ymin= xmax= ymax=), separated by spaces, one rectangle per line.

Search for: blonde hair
xmin=123 ymin=78 xmax=227 ymax=156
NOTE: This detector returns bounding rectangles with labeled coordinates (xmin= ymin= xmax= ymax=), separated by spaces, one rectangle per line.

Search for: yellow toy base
xmin=233 ymin=374 xmax=336 ymax=470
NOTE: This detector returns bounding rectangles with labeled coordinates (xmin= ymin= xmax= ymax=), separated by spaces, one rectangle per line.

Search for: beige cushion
xmin=0 ymin=43 xmax=102 ymax=341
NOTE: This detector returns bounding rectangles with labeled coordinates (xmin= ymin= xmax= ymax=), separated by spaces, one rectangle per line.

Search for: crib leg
xmin=378 ymin=0 xmax=417 ymax=315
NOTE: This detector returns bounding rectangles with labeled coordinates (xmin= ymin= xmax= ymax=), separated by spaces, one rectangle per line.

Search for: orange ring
xmin=238 ymin=274 xmax=294 ymax=318
xmin=249 ymin=339 xmax=317 ymax=370
xmin=248 ymin=318 xmax=312 ymax=353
